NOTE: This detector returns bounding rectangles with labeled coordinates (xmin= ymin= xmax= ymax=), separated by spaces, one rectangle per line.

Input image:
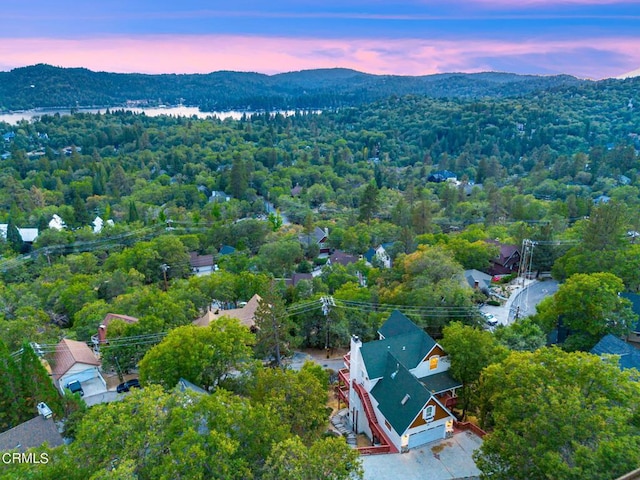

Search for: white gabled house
xmin=339 ymin=311 xmax=460 ymax=453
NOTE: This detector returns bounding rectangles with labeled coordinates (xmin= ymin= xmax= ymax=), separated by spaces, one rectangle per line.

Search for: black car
xmin=66 ymin=380 xmax=84 ymax=397
xmin=116 ymin=378 xmax=141 ymax=393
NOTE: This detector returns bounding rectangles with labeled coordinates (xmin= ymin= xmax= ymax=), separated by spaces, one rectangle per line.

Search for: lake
xmin=0 ymin=106 xmax=315 ymax=125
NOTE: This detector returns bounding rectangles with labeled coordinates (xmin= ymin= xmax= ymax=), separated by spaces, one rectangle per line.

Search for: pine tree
xmin=358 ymin=181 xmax=379 ymax=225
xmin=0 ymin=339 xmax=23 ymax=432
xmin=254 ymin=284 xmax=296 ymax=368
xmin=5 ymin=217 xmax=23 ymax=253
xmin=19 ymin=342 xmax=63 ymax=418
xmin=128 ymin=200 xmax=139 ymax=223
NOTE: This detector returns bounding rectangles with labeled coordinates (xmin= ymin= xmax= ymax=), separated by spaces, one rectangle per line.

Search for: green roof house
xmin=340 ymin=310 xmax=460 ymax=453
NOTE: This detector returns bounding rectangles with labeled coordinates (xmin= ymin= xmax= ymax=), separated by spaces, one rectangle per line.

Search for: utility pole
xmin=321 ymin=296 xmax=335 ymax=358
xmin=160 ymin=263 xmax=170 ymax=291
xmin=272 ymin=306 xmax=282 ymax=369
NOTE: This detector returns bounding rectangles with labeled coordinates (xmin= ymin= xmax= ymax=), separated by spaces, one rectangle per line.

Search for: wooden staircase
xmin=353 ymin=382 xmax=398 ymax=454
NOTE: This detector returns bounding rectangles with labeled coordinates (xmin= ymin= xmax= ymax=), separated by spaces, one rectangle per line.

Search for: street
xmin=480 ymin=279 xmax=558 ymax=326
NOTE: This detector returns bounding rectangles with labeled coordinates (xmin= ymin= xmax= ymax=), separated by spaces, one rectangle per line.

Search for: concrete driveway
xmin=361 ymin=431 xmax=482 ymax=480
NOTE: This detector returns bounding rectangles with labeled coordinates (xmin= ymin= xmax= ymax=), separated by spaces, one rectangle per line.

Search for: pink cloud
xmin=1 ymin=35 xmax=639 ymax=79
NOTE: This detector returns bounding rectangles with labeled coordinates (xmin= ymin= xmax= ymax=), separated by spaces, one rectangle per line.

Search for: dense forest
xmin=1 ymin=70 xmax=640 ymax=479
xmin=0 ymin=64 xmax=585 ymax=111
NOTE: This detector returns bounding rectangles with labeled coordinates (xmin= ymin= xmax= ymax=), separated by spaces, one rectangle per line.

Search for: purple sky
xmin=1 ymin=0 xmax=639 ymax=78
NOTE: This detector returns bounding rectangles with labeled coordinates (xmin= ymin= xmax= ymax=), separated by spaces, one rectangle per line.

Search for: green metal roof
xmin=370 ymin=353 xmax=431 ymax=435
xmin=360 ymin=331 xmax=435 ymax=379
xmin=378 ymin=310 xmax=423 ymax=338
xmin=419 ymin=371 xmax=462 ymax=395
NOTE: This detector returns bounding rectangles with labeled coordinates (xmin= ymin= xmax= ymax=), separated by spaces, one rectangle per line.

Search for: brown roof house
xmin=189 ymin=252 xmax=217 ymax=276
xmin=91 ymin=313 xmax=139 ymax=354
xmin=485 ymin=240 xmax=520 ymax=276
xmin=51 ymin=338 xmax=106 ymax=396
xmin=194 ymin=294 xmax=262 ymax=331
xmin=0 ymin=413 xmax=64 ymax=453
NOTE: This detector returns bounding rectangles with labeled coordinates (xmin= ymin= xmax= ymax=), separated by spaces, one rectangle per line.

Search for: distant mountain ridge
xmin=0 ymin=64 xmax=586 ymax=111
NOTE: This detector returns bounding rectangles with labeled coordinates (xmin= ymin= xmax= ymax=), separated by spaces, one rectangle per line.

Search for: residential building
xmin=327 ymin=250 xmax=360 ymax=267
xmin=299 ymin=227 xmax=330 ymax=254
xmin=622 ymin=293 xmax=640 ymax=344
xmin=363 ymin=244 xmax=392 ymax=269
xmin=193 ymin=294 xmax=261 ymax=331
xmin=48 ymin=214 xmax=66 ymax=231
xmin=591 ymin=334 xmax=640 ymax=372
xmin=463 ymin=269 xmax=492 ymax=296
xmin=485 ymin=240 xmax=520 ymax=277
xmin=91 ymin=313 xmax=139 ymax=353
xmin=51 ymin=338 xmax=106 ymax=395
xmin=0 ymin=414 xmax=63 ymax=453
xmin=189 ymin=252 xmax=216 ymax=276
xmin=339 ymin=311 xmax=460 ymax=453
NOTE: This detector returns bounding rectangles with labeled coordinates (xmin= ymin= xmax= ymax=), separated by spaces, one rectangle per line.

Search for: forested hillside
xmin=1 ymin=70 xmax=640 ymax=479
xmin=0 ymin=64 xmax=584 ymax=111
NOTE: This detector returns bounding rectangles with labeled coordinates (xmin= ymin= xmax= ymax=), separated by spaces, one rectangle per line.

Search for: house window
xmin=429 ymin=355 xmax=439 ymax=370
xmin=423 ymin=405 xmax=435 ymax=422
xmin=385 ymin=419 xmax=391 ymax=431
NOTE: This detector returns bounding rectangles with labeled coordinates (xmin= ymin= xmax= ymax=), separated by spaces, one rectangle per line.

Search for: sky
xmin=1 ymin=0 xmax=639 ymax=79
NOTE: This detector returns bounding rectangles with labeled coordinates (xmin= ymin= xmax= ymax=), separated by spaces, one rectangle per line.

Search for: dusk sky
xmin=1 ymin=0 xmax=639 ymax=79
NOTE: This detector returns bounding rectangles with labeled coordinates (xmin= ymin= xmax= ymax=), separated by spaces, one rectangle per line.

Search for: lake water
xmin=0 ymin=106 xmax=314 ymax=125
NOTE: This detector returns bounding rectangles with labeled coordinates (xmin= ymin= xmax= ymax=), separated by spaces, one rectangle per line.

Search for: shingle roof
xmin=189 ymin=252 xmax=215 ymax=268
xmin=419 ymin=371 xmax=463 ymax=395
xmin=591 ymin=334 xmax=640 ymax=371
xmin=0 ymin=416 xmax=64 ymax=452
xmin=370 ymin=353 xmax=431 ymax=435
xmin=193 ymin=294 xmax=261 ymax=328
xmin=621 ymin=292 xmax=640 ymax=333
xmin=219 ymin=245 xmax=236 ymax=255
xmin=363 ymin=247 xmax=376 ymax=263
xmin=177 ymin=378 xmax=208 ymax=395
xmin=378 ymin=310 xmax=424 ymax=339
xmin=51 ymin=339 xmax=100 ymax=380
xmin=361 ymin=331 xmax=435 ymax=379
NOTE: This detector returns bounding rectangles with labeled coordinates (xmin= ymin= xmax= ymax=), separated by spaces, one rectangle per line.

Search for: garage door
xmin=408 ymin=424 xmax=444 ymax=449
xmin=63 ymin=368 xmax=97 ymax=386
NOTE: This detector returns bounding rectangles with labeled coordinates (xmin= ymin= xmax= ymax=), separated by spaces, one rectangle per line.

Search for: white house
xmin=49 ymin=214 xmax=66 ymax=231
xmin=339 ymin=311 xmax=460 ymax=453
xmin=92 ymin=216 xmax=115 ymax=234
xmin=51 ymin=338 xmax=105 ymax=395
xmin=363 ymin=244 xmax=392 ymax=269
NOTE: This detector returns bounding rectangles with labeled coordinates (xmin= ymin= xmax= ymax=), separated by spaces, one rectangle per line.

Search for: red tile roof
xmin=51 ymin=339 xmax=100 ymax=381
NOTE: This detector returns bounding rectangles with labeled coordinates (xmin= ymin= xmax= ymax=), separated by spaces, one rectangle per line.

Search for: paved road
xmin=480 ymin=279 xmax=558 ymax=326
xmin=509 ymin=280 xmax=558 ymax=321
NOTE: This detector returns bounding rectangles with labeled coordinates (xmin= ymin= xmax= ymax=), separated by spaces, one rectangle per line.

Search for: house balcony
xmin=343 ymin=353 xmax=350 ymax=368
xmin=437 ymin=392 xmax=458 ymax=410
xmin=337 ymin=384 xmax=350 ymax=406
xmin=338 ymin=368 xmax=350 ymax=386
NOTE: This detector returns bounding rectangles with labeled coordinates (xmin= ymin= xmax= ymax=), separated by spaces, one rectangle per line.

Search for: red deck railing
xmin=353 ymin=382 xmax=398 ymax=454
xmin=454 ymin=420 xmax=487 ymax=438
xmin=338 ymin=368 xmax=350 ymax=385
xmin=343 ymin=353 xmax=351 ymax=368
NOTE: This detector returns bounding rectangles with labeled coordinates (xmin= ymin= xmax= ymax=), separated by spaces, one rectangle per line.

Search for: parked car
xmin=482 ymin=312 xmax=499 ymax=327
xmin=66 ymin=380 xmax=84 ymax=397
xmin=116 ymin=378 xmax=141 ymax=393
xmin=37 ymin=402 xmax=53 ymax=419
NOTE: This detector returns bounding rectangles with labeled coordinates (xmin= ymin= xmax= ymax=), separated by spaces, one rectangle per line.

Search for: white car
xmin=482 ymin=312 xmax=499 ymax=327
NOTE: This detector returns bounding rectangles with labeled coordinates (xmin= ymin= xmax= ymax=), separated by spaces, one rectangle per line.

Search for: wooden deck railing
xmin=353 ymin=382 xmax=398 ymax=454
